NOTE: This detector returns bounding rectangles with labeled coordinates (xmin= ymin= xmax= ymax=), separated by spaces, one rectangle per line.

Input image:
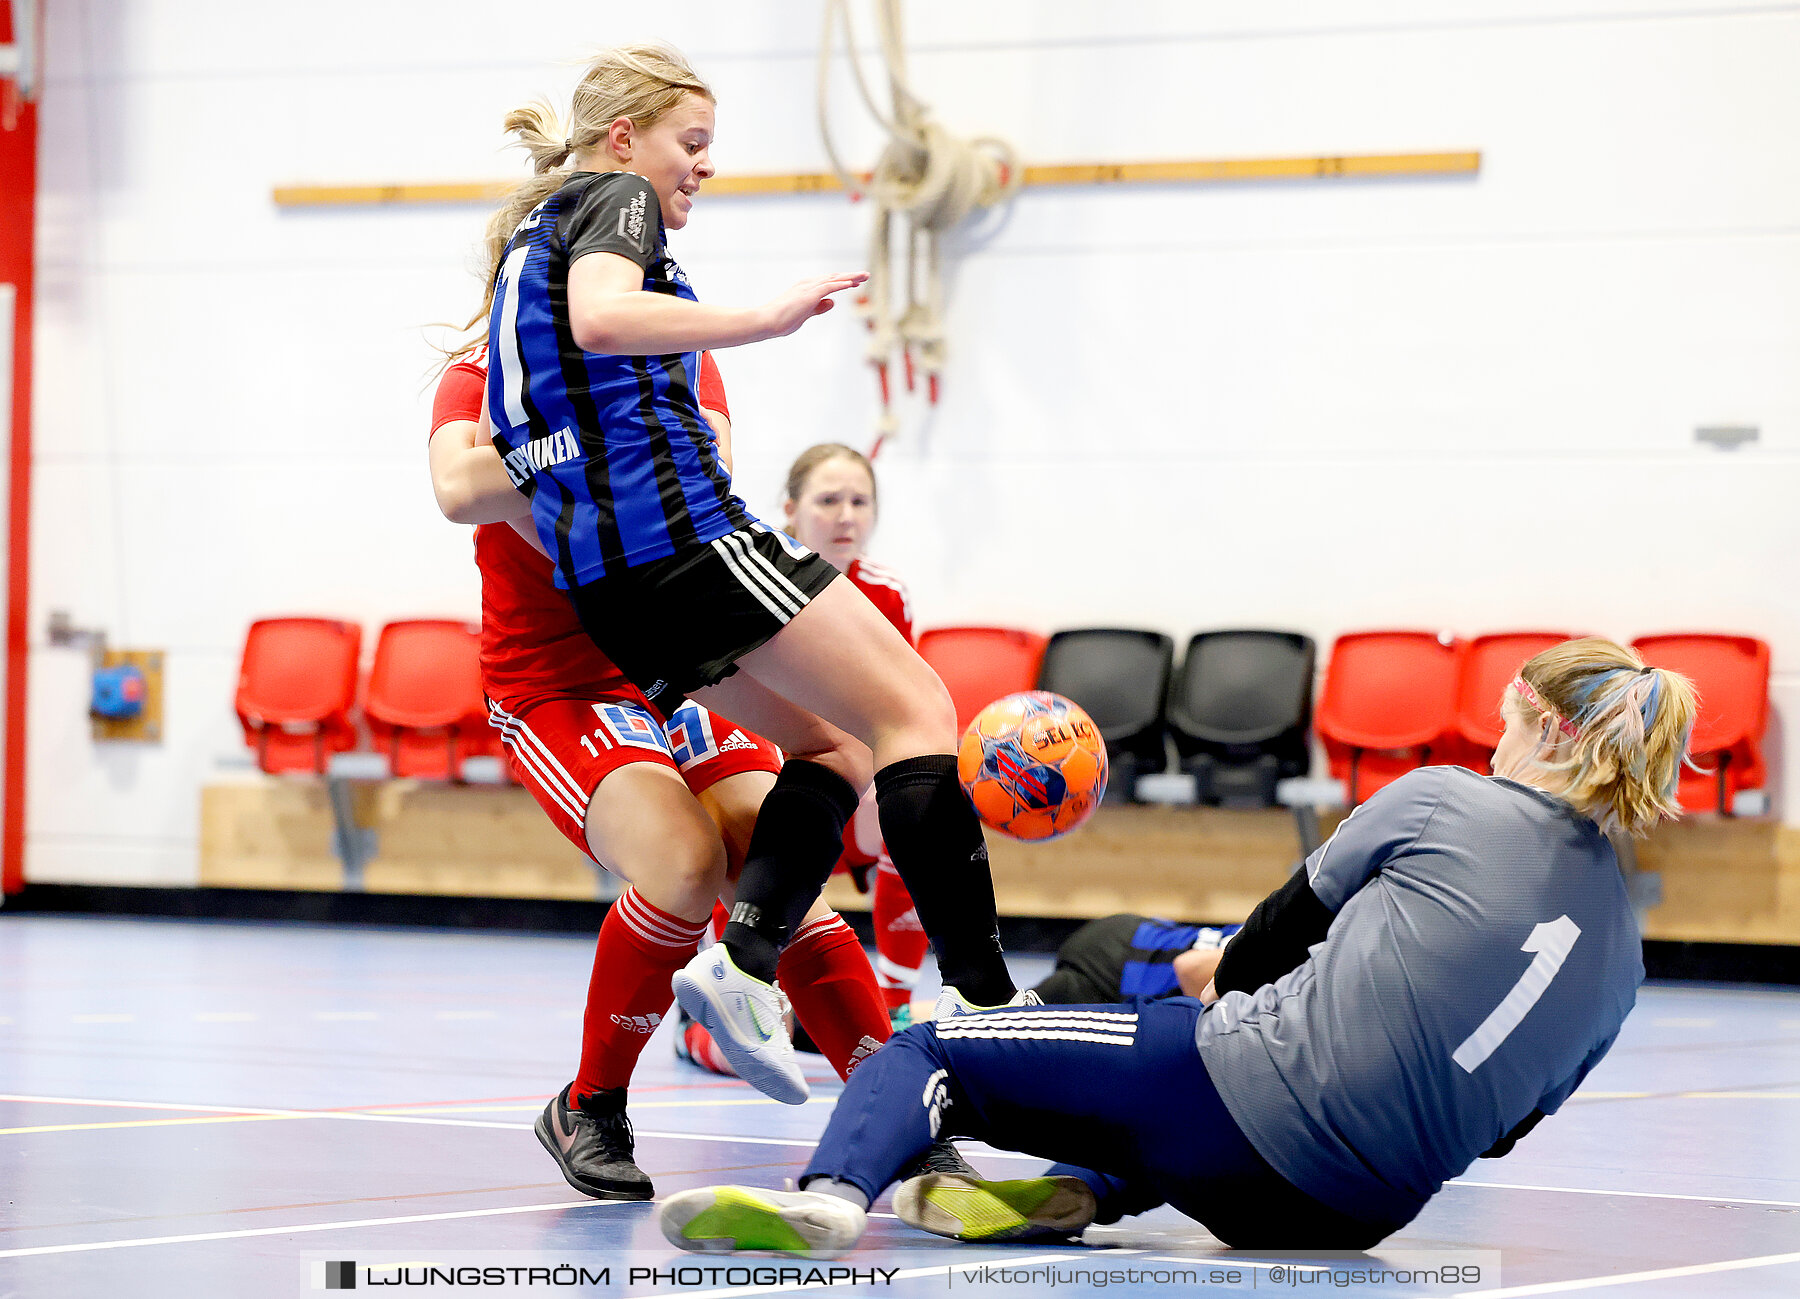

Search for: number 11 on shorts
xmin=1453 ymin=915 xmax=1582 ymax=1073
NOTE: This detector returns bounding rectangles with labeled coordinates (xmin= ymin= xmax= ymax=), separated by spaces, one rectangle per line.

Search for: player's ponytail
xmin=1512 ymin=638 xmax=1699 ymax=838
xmin=464 ymin=101 xmax=577 ymax=334
xmin=504 ymin=98 xmax=574 ymax=176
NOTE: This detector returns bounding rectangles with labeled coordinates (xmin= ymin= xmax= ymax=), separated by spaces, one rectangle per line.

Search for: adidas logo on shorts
xmin=610 ymin=1012 xmax=663 ymax=1035
xmin=717 ymin=730 xmax=759 ymax=753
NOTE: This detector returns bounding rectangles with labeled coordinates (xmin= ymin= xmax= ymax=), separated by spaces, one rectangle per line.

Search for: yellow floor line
xmin=1679 ymin=1090 xmax=1800 ymax=1099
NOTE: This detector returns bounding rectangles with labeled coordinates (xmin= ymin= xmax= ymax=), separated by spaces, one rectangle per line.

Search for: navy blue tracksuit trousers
xmin=802 ymin=998 xmax=1381 ymax=1249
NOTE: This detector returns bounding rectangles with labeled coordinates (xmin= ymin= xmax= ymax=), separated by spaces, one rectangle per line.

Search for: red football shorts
xmin=486 ymin=695 xmax=780 ymax=859
xmin=664 ymin=700 xmax=783 ymax=793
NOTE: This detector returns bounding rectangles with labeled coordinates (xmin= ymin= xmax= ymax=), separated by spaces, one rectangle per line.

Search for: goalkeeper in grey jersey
xmin=659 ymin=638 xmax=1698 ymax=1255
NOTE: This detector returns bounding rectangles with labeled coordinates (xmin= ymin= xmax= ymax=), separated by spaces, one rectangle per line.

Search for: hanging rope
xmin=818 ymin=0 xmax=1022 ymax=454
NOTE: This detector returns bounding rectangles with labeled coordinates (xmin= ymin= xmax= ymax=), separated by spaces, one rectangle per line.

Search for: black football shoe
xmin=534 ymin=1084 xmax=653 ymax=1201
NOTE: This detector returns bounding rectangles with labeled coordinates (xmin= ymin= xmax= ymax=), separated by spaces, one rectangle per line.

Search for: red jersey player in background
xmin=780 ymin=444 xmax=930 ymax=1026
xmin=679 ymin=443 xmax=930 ymax=1079
xmin=428 ymin=349 xmax=892 ymax=1202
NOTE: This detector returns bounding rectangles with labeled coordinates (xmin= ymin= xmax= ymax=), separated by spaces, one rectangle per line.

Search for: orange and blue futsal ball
xmin=956 ymin=691 xmax=1108 ymax=841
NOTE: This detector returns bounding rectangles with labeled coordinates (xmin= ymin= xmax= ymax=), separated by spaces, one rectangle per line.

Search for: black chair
xmin=1168 ymin=630 xmax=1316 ymax=808
xmin=1035 ymin=628 xmax=1174 ymax=802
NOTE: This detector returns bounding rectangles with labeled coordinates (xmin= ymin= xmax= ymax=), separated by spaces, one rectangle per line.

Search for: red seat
xmin=1317 ymin=630 xmax=1463 ymax=804
xmin=916 ymin=626 xmax=1049 ymax=733
xmin=1631 ymin=633 xmax=1770 ymax=813
xmin=235 ymin=618 xmax=363 ymax=774
xmin=364 ymin=619 xmax=493 ymax=780
xmin=1455 ymin=631 xmax=1582 ymax=770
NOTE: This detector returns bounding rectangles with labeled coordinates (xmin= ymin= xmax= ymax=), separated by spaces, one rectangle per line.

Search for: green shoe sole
xmin=659 ymin=1186 xmax=866 ymax=1258
xmin=894 ymin=1174 xmax=1096 ymax=1242
xmin=679 ymin=1188 xmax=813 ymax=1253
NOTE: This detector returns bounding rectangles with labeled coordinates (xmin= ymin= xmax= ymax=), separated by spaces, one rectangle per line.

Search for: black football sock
xmin=874 ymin=755 xmax=1016 ymax=1006
xmin=722 ymin=759 xmax=860 ymax=984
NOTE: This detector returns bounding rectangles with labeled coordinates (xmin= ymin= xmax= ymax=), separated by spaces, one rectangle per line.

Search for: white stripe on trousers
xmin=486 ymin=705 xmax=588 ymax=825
xmin=936 ymin=1008 xmax=1139 ymax=1041
xmin=934 ymin=1026 xmax=1137 ymax=1046
xmin=941 ymin=1010 xmax=1138 ymax=1028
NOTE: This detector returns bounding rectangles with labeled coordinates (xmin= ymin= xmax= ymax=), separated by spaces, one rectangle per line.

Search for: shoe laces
xmin=916 ymin=1139 xmax=977 ymax=1178
xmin=572 ymin=1092 xmax=636 ymax=1153
xmin=590 ymin=1107 xmax=636 ymax=1155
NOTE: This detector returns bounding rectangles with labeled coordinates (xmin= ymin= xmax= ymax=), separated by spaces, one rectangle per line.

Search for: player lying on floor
xmin=655 ymin=638 xmax=1692 ymax=1255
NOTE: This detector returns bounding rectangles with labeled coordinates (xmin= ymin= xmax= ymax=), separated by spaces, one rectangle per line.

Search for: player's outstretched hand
xmin=757 ymin=272 xmax=869 ymax=340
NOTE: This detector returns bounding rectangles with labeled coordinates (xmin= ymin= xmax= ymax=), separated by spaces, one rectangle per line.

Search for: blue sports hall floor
xmin=2 ymin=914 xmax=1798 ymax=1298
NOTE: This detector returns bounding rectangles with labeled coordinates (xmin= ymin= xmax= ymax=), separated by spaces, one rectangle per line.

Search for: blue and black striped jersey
xmin=486 ymin=170 xmax=753 ymax=587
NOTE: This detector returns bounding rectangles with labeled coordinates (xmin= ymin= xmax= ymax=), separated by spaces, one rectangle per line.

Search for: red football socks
xmin=779 ymin=913 xmax=890 ymax=1080
xmin=871 ymin=855 xmax=930 ymax=1013
xmin=571 ymin=887 xmax=707 ymax=1100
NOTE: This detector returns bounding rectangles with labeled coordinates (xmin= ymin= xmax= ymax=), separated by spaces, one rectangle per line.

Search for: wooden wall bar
xmin=270 ymin=152 xmax=1482 ymax=208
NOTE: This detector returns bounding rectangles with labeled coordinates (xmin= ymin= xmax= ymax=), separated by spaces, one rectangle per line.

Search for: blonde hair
xmin=783 ymin=443 xmax=878 ymax=512
xmin=452 ymin=44 xmax=714 ymax=350
xmin=1512 ymin=637 xmax=1698 ymax=838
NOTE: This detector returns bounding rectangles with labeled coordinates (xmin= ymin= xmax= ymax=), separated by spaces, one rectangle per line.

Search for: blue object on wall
xmin=91 ymin=662 xmax=148 ymax=720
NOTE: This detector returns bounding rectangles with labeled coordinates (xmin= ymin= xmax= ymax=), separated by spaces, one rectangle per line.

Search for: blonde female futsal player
xmin=477 ymin=45 xmax=1024 ymax=1107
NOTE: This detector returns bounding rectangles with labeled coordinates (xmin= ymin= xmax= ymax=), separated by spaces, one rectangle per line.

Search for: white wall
xmin=27 ymin=0 xmax=1800 ymax=884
